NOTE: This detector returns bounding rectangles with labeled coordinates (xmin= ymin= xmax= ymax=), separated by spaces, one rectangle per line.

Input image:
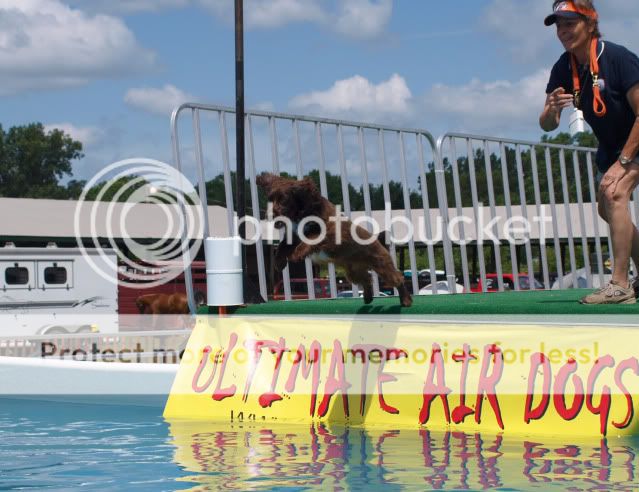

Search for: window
xmin=37 ymin=260 xmax=73 ymax=289
xmin=44 ymin=266 xmax=67 ymax=285
xmin=5 ymin=267 xmax=29 ymax=285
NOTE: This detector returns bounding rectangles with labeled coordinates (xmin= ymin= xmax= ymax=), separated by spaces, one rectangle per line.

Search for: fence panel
xmin=172 ymin=105 xmax=625 ymax=301
xmin=436 ymin=133 xmax=610 ymax=293
xmin=171 ymin=103 xmax=442 ymax=301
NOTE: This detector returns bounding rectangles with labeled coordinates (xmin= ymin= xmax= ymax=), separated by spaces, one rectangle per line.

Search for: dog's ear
xmin=256 ymin=173 xmax=276 ymax=191
xmin=298 ymin=177 xmax=321 ymax=198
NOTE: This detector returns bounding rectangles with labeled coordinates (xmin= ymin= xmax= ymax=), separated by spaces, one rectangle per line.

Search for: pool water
xmin=1 ymin=399 xmax=638 ymax=490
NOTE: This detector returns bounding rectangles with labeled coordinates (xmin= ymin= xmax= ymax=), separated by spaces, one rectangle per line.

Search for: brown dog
xmin=257 ymin=173 xmax=412 ymax=307
xmin=135 ymin=292 xmax=205 ymax=314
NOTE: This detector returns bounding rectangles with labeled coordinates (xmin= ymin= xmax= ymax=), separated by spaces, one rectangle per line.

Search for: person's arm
xmin=618 ymin=82 xmax=639 ymax=161
xmin=539 ymin=87 xmax=575 ymax=131
xmin=598 ymin=83 xmax=639 ymax=193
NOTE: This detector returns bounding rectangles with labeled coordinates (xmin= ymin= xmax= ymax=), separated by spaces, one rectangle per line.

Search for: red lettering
xmin=243 ymin=339 xmax=272 ymax=402
xmin=212 ymin=332 xmax=238 ymax=401
xmin=552 ymin=359 xmax=584 ymax=420
xmin=240 ymin=337 xmax=287 ymax=407
xmin=191 ymin=346 xmax=219 ymax=393
xmin=257 ymin=337 xmax=287 ymax=408
xmin=419 ymin=344 xmax=452 ymax=425
xmin=317 ymin=340 xmax=351 ymax=418
xmin=612 ymin=357 xmax=639 ymax=429
xmin=350 ymin=345 xmax=375 ymax=415
xmin=586 ymin=355 xmax=614 ymax=436
xmin=285 ymin=342 xmax=321 ymax=416
xmin=474 ymin=344 xmax=504 ymax=429
xmin=351 ymin=344 xmax=406 ymax=415
xmin=377 ymin=348 xmax=406 ymax=415
xmin=451 ymin=344 xmax=476 ymax=424
xmin=524 ymin=352 xmax=551 ymax=423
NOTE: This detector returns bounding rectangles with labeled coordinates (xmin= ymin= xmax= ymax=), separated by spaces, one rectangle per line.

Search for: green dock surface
xmin=206 ymin=289 xmax=639 ymax=317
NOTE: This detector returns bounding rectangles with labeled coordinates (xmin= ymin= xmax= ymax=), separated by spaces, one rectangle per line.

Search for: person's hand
xmin=547 ymin=87 xmax=574 ymax=115
xmin=599 ymin=160 xmax=630 ymax=196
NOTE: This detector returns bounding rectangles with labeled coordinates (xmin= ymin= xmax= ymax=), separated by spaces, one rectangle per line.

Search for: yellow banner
xmin=164 ymin=316 xmax=639 ymax=437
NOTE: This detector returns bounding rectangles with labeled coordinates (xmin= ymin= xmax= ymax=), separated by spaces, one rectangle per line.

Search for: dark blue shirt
xmin=546 ymin=40 xmax=639 ymax=172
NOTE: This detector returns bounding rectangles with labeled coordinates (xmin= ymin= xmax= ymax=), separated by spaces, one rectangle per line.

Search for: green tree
xmin=0 ymin=123 xmax=84 ymax=198
xmin=64 ymin=179 xmax=88 ymax=200
xmin=83 ymin=176 xmax=148 ymax=202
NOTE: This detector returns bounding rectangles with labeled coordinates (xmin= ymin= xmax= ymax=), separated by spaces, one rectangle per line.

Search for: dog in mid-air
xmin=256 ymin=173 xmax=412 ymax=307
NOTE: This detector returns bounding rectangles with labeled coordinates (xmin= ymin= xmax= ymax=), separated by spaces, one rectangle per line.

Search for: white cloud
xmin=479 ymin=0 xmax=552 ymax=64
xmin=201 ymin=0 xmax=325 ymax=28
xmin=124 ymin=84 xmax=198 ymax=116
xmin=199 ymin=0 xmax=392 ymax=39
xmin=481 ymin=0 xmax=639 ymax=64
xmin=332 ymin=0 xmax=392 ymax=39
xmin=288 ymin=69 xmax=551 ymax=138
xmin=420 ymin=69 xmax=551 ymax=137
xmin=44 ymin=123 xmax=105 ymax=147
xmin=67 ymin=0 xmax=189 ymax=14
xmin=252 ymin=101 xmax=276 ymax=112
xmin=69 ymin=0 xmax=393 ymax=39
xmin=289 ymin=73 xmax=412 ymax=121
xmin=596 ymin=1 xmax=639 ymax=50
xmin=0 ymin=0 xmax=157 ymax=95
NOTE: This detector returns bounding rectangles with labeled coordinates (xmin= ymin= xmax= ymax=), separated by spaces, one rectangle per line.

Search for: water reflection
xmin=168 ymin=421 xmax=638 ymax=490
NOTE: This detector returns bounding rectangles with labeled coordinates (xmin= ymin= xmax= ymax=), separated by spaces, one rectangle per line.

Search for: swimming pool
xmin=1 ymin=399 xmax=637 ymax=490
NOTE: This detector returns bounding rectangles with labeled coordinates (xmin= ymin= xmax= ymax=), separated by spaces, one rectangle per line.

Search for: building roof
xmin=0 ymin=197 xmax=608 ymax=244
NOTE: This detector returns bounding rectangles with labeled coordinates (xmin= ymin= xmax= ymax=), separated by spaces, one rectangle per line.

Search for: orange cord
xmin=571 ymin=37 xmax=606 ymax=117
xmin=218 ymin=306 xmax=227 ymax=316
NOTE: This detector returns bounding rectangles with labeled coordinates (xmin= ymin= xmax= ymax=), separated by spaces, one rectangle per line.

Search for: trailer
xmin=0 ymin=245 xmax=118 ymax=336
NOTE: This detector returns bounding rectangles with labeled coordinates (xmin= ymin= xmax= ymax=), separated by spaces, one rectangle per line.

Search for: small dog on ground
xmin=135 ymin=292 xmax=205 ymax=314
xmin=257 ymin=173 xmax=412 ymax=307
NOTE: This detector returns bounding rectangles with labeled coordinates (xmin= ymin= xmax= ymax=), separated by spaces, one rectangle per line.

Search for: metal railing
xmin=171 ymin=103 xmax=629 ymax=302
xmin=171 ymin=103 xmax=441 ymax=301
xmin=436 ymin=132 xmax=627 ymax=292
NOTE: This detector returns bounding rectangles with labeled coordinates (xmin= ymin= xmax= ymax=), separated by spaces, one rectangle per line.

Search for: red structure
xmin=117 ymin=261 xmax=207 ymax=314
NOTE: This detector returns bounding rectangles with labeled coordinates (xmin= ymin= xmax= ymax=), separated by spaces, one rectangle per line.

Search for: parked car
xmin=471 ymin=273 xmax=544 ymax=293
xmin=404 ymin=269 xmax=448 ymax=289
xmin=551 ymin=268 xmax=611 ymax=290
xmin=272 ymin=278 xmax=331 ymax=300
xmin=336 ymin=290 xmax=389 ymax=298
xmin=419 ymin=281 xmax=465 ymax=295
xmin=551 ymin=254 xmax=613 ymax=290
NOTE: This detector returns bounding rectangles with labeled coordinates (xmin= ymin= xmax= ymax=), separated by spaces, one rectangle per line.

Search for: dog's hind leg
xmin=376 ymin=261 xmax=413 ymax=308
xmin=345 ymin=267 xmax=374 ymax=304
xmin=396 ymin=282 xmax=413 ymax=307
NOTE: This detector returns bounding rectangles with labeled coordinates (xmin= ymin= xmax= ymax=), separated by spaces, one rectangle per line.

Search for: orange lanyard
xmin=571 ymin=37 xmax=606 ymax=117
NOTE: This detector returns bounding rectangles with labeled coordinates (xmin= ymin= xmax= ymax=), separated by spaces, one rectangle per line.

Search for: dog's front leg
xmin=289 ymin=242 xmax=319 ymax=263
xmin=274 ymin=242 xmax=297 ymax=271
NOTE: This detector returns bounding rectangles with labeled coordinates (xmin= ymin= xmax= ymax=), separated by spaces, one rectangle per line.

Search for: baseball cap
xmin=544 ymin=1 xmax=598 ymax=26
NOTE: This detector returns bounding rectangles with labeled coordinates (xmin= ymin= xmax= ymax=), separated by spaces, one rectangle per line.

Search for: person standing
xmin=539 ymin=0 xmax=639 ymax=304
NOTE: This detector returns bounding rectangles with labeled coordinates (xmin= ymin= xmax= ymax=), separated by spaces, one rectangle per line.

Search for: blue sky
xmin=2 ymin=0 xmax=639 ymax=183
